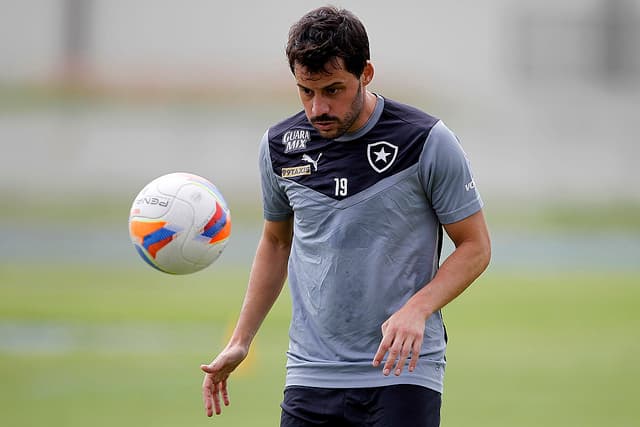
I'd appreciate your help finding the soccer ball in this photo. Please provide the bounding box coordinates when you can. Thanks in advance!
[128,172,231,274]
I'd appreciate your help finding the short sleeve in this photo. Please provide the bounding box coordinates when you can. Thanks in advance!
[258,130,294,221]
[419,121,483,224]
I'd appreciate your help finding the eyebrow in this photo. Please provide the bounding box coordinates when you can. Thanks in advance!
[296,81,345,91]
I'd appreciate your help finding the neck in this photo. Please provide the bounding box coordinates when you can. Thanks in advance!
[353,90,377,131]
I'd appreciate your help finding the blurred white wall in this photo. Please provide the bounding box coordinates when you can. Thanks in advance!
[0,0,638,204]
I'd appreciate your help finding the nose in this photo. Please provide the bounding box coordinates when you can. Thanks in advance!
[311,95,330,117]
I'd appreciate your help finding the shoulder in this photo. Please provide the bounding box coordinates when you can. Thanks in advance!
[380,97,440,134]
[422,120,465,159]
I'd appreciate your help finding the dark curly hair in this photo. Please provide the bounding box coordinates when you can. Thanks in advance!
[286,6,370,78]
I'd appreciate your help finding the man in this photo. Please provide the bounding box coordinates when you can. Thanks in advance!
[201,6,491,426]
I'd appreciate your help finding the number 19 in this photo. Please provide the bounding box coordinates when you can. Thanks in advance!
[334,177,348,197]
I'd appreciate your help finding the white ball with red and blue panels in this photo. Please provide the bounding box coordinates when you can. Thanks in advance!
[128,172,231,274]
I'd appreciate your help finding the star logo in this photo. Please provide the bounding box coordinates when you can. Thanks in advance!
[374,148,391,163]
[367,141,398,173]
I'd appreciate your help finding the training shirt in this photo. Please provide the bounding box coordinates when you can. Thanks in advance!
[258,95,483,393]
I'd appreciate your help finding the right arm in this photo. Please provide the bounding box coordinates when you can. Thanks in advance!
[200,217,293,416]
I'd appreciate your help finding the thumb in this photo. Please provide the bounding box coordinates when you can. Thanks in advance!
[200,363,216,373]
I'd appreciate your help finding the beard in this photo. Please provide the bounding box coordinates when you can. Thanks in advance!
[311,84,365,139]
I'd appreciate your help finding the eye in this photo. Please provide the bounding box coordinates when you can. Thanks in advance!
[299,87,313,96]
[325,87,339,95]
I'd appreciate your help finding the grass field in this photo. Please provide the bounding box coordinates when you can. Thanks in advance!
[1,263,638,427]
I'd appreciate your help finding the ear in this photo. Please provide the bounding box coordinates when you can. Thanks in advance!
[361,61,375,86]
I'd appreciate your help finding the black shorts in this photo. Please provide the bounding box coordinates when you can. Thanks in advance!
[280,384,441,427]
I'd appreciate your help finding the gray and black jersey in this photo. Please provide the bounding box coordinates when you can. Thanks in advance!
[259,95,483,393]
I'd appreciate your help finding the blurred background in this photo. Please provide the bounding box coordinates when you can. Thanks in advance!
[1,0,638,426]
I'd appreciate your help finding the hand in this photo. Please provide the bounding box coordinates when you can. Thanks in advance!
[200,345,248,417]
[372,303,427,376]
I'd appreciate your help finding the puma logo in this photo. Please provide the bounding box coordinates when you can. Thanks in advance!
[302,153,322,171]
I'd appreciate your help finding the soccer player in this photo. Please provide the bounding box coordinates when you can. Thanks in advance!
[201,6,491,426]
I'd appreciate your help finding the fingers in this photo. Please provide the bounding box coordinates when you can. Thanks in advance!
[392,338,413,376]
[372,328,391,369]
[408,339,422,373]
[382,339,405,376]
[202,374,214,417]
[372,325,424,376]
[382,343,399,376]
[221,379,230,407]
[202,366,230,417]
[212,382,221,415]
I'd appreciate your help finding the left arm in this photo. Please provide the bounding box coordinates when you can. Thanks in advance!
[372,209,491,375]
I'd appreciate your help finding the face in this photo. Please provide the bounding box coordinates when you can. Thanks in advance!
[294,58,373,139]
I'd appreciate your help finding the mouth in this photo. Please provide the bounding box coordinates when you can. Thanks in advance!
[312,120,337,132]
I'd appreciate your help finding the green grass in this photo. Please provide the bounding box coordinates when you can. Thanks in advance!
[482,200,640,234]
[1,264,638,426]
[0,193,264,226]
[442,271,639,427]
[3,193,640,234]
